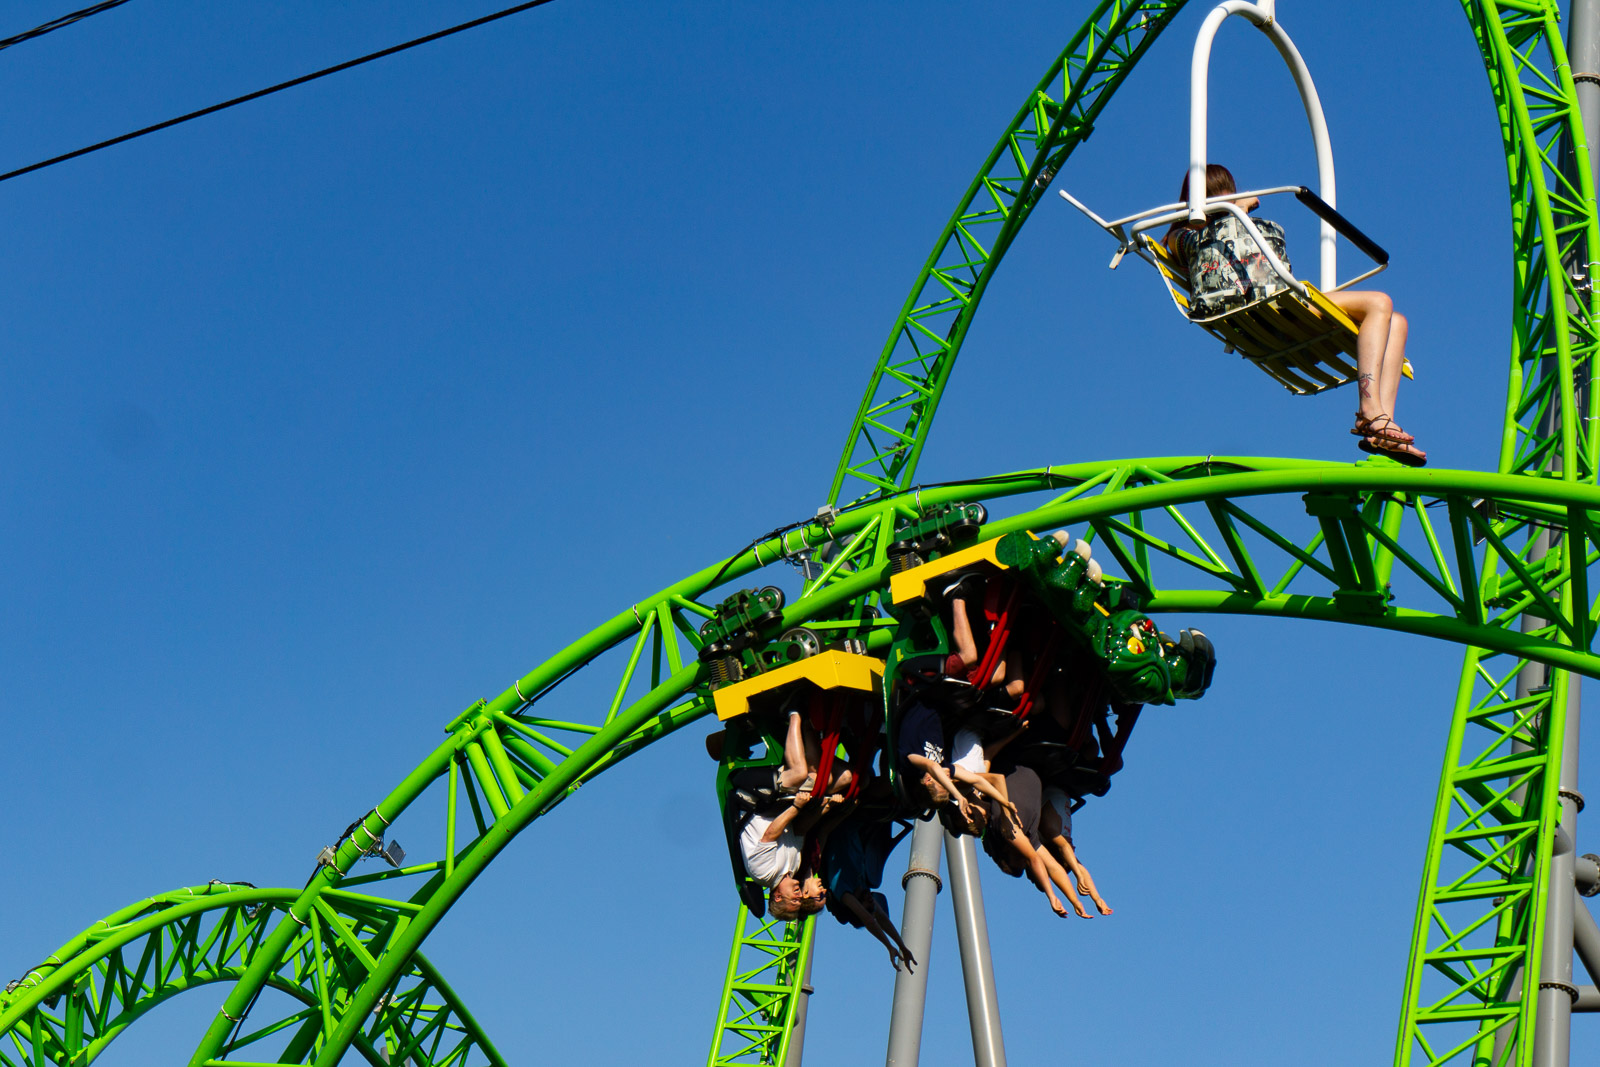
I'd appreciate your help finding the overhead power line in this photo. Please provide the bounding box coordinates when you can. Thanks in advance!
[0,0,557,186]
[0,0,132,54]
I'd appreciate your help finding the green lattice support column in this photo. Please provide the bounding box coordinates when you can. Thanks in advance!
[706,907,814,1067]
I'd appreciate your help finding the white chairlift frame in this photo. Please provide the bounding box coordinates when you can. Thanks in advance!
[1057,0,1389,319]
[1190,0,1340,290]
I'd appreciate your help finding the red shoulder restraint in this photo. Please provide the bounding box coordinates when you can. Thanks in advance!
[967,577,1019,688]
[802,689,873,873]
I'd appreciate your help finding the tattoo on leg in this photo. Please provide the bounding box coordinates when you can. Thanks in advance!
[1358,372,1373,400]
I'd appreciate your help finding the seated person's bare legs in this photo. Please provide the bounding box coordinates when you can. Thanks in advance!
[869,894,917,971]
[1040,848,1091,918]
[1325,289,1424,462]
[1021,841,1070,918]
[840,889,917,971]
[1065,841,1112,916]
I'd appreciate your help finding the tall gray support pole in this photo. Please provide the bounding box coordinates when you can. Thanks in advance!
[885,818,944,1067]
[783,936,815,1067]
[944,830,1006,1067]
[1574,889,1600,983]
[1571,0,1600,191]
[1533,683,1581,1067]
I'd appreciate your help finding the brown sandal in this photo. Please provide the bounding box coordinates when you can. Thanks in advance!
[1358,434,1427,467]
[1352,411,1414,445]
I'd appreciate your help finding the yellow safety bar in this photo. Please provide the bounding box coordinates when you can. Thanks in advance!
[887,532,1041,605]
[712,650,886,722]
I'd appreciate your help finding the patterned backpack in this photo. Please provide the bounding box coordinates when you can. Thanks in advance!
[1182,214,1292,317]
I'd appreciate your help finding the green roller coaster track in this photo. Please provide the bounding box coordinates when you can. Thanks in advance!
[3,1,1597,1065]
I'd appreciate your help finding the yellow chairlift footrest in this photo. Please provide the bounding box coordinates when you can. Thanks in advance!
[712,650,885,721]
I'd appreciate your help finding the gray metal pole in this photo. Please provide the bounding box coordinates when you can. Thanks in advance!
[1572,889,1600,984]
[944,830,1006,1067]
[1570,0,1600,198]
[885,818,944,1067]
[1532,679,1579,1067]
[783,937,816,1067]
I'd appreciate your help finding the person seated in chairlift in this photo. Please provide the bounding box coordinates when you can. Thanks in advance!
[978,761,1081,918]
[896,698,971,825]
[1164,163,1425,467]
[823,816,918,972]
[1040,786,1113,917]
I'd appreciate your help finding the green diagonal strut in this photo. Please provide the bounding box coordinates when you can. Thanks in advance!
[5,0,1600,1064]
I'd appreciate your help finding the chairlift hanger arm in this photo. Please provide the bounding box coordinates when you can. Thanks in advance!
[1060,184,1390,288]
[1103,185,1303,230]
[1293,187,1388,266]
[1190,2,1338,288]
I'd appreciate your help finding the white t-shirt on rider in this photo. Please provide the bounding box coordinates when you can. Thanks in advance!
[740,810,802,888]
[951,728,986,774]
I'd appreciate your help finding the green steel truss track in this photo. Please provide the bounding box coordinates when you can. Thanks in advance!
[1464,0,1600,483]
[12,457,1600,1064]
[5,0,1600,1063]
[0,883,505,1067]
[823,0,1186,507]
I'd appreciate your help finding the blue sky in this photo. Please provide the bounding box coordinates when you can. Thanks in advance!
[3,1,1597,1063]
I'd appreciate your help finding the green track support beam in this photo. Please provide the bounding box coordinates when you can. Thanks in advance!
[706,908,814,1066]
[0,885,506,1067]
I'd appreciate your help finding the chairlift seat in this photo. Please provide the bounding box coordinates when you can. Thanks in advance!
[1144,234,1381,396]
[1060,185,1412,397]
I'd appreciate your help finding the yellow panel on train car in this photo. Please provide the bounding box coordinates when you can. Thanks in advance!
[712,650,885,721]
[888,532,1040,605]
